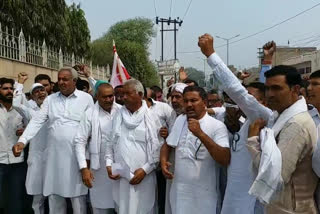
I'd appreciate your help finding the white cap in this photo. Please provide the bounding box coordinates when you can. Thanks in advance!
[171,83,188,94]
[30,83,44,94]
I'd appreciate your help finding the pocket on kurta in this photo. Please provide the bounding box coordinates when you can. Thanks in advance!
[134,129,146,143]
[194,144,207,160]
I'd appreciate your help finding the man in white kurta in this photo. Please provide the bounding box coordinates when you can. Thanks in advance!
[13,75,48,214]
[13,67,93,214]
[198,35,273,214]
[0,78,25,214]
[105,79,160,214]
[161,86,231,214]
[145,93,175,213]
[74,82,120,214]
[162,82,187,214]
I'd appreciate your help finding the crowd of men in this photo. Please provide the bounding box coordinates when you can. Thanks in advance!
[1,33,320,214]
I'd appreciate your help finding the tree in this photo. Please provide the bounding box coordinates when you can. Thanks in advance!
[0,1,90,57]
[185,67,206,87]
[90,17,159,87]
[65,3,91,57]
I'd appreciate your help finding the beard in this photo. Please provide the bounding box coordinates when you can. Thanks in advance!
[0,94,13,103]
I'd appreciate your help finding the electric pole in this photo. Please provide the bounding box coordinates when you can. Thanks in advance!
[156,17,183,61]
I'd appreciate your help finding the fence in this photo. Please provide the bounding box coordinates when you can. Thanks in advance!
[0,22,110,81]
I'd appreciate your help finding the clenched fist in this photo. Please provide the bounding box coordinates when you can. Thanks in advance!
[198,34,215,58]
[12,142,25,157]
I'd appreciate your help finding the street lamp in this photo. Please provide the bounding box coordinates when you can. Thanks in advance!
[216,34,240,66]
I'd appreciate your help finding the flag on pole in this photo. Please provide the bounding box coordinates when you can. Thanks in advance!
[110,40,130,88]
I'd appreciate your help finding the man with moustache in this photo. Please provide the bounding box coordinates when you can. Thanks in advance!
[105,79,160,214]
[13,67,94,214]
[160,86,230,214]
[307,70,320,211]
[13,73,49,214]
[74,81,121,214]
[199,33,318,213]
[0,78,25,214]
[160,82,187,214]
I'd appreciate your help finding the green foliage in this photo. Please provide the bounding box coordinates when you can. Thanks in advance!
[90,17,159,87]
[185,67,206,87]
[0,1,90,57]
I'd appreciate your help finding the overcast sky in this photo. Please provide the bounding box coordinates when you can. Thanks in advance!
[67,0,320,71]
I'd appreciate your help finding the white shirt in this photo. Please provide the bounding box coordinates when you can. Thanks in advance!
[74,102,120,209]
[0,103,24,164]
[309,105,320,127]
[207,53,272,214]
[148,99,176,131]
[19,89,93,144]
[13,83,48,195]
[311,106,320,176]
[105,104,158,214]
[13,83,40,122]
[75,103,121,169]
[105,106,156,174]
[18,89,94,197]
[168,113,229,214]
[211,106,226,122]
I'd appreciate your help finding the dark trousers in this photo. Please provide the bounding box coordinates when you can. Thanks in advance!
[156,169,166,214]
[0,162,27,214]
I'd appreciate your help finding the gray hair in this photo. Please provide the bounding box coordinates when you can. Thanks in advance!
[58,67,78,80]
[124,79,144,97]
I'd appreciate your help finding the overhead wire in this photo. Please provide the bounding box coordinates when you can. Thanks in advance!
[182,0,193,21]
[167,0,194,59]
[178,2,320,54]
[153,0,158,17]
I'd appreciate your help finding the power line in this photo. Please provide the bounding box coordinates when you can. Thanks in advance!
[178,2,320,54]
[291,34,320,44]
[182,0,193,20]
[226,2,320,46]
[168,0,193,59]
[291,34,320,46]
[153,0,158,17]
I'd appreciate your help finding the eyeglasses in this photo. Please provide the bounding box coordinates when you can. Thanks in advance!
[231,133,240,152]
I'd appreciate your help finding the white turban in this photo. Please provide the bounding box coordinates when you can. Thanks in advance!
[171,83,188,94]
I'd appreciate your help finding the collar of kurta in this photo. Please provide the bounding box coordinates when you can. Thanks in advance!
[0,102,13,111]
[125,100,145,116]
[98,101,120,115]
[59,89,80,98]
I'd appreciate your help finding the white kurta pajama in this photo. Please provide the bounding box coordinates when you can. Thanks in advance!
[167,113,230,214]
[105,101,161,214]
[19,89,94,214]
[13,83,48,214]
[74,102,121,213]
[207,53,272,214]
[148,99,175,213]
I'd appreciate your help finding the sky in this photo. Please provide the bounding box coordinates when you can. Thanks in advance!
[67,0,320,72]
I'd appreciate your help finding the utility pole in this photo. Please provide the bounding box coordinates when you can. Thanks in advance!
[216,34,240,66]
[156,17,183,61]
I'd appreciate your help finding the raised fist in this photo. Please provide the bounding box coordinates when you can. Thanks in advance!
[263,41,276,61]
[18,72,28,84]
[179,67,188,82]
[198,34,215,58]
